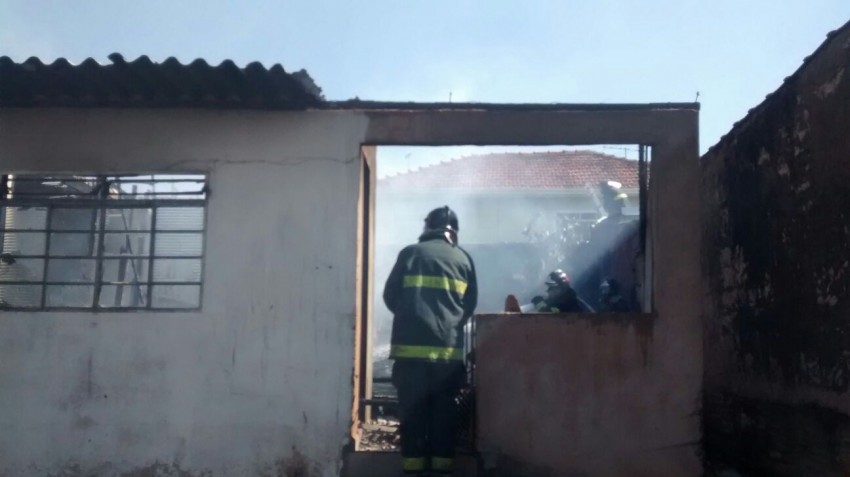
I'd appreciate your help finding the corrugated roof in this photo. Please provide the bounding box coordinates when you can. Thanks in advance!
[0,53,323,109]
[380,151,638,190]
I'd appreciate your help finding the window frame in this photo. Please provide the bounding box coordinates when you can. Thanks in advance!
[0,175,208,312]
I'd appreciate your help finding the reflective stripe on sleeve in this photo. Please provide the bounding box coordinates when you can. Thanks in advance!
[431,457,454,473]
[403,274,468,294]
[390,344,463,361]
[402,457,426,473]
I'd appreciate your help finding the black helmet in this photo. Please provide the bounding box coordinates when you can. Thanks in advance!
[545,269,571,289]
[425,206,459,232]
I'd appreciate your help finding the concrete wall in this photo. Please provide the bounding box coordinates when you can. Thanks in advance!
[701,22,850,476]
[0,109,370,477]
[472,113,702,475]
[0,103,699,477]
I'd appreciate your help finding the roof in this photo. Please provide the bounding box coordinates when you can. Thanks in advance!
[327,100,700,112]
[379,150,639,191]
[0,53,323,109]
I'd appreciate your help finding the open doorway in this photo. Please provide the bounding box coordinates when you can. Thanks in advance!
[354,143,652,451]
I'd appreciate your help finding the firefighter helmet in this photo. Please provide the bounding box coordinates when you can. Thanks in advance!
[545,269,571,289]
[425,206,459,232]
[599,180,628,201]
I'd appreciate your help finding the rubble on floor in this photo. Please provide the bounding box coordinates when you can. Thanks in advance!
[359,418,401,451]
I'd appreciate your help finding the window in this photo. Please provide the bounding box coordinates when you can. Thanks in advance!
[0,174,207,310]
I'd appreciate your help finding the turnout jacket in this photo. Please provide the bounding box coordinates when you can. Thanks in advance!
[384,231,478,362]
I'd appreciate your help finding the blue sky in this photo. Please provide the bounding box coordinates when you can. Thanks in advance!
[1,0,847,173]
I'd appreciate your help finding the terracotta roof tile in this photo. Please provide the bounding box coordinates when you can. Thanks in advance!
[380,151,639,190]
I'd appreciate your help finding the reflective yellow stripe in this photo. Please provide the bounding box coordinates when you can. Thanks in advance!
[402,457,426,472]
[391,344,463,361]
[431,457,454,472]
[403,274,468,294]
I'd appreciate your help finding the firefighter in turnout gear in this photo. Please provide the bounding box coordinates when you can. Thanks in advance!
[524,269,594,313]
[384,206,478,476]
[573,181,641,311]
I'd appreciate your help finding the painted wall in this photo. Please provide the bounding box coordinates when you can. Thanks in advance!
[701,22,850,476]
[476,315,696,477]
[0,109,369,477]
[0,103,700,477]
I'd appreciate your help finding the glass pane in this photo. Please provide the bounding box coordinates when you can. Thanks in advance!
[102,258,150,283]
[0,206,47,230]
[105,208,152,231]
[49,232,96,257]
[103,233,151,256]
[52,208,98,231]
[156,207,204,231]
[153,259,202,283]
[0,284,42,308]
[154,233,203,257]
[47,259,96,283]
[152,285,200,309]
[0,259,44,282]
[45,285,94,307]
[99,285,148,308]
[3,232,47,255]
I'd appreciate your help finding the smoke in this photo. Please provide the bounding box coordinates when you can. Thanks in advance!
[372,145,642,362]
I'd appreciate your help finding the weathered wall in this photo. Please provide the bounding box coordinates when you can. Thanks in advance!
[476,315,699,477]
[701,21,850,475]
[0,103,700,477]
[474,110,702,475]
[0,109,370,477]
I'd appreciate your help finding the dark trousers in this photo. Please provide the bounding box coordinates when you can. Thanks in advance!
[392,359,465,474]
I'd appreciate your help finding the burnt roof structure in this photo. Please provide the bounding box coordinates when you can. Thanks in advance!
[0,53,323,109]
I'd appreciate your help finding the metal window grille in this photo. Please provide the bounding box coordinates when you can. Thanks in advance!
[0,174,207,311]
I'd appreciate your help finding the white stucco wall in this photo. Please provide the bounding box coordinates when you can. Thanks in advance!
[0,109,369,477]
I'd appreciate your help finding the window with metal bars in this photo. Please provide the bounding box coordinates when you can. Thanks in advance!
[0,174,207,310]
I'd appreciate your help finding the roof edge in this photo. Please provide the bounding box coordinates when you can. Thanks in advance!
[321,100,700,112]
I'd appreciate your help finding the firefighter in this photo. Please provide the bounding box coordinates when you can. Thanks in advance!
[598,277,630,312]
[573,181,640,310]
[383,206,478,476]
[528,269,594,313]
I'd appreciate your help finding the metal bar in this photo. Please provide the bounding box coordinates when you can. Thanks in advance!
[2,199,206,207]
[10,254,203,260]
[10,178,205,184]
[639,145,648,254]
[92,179,109,308]
[132,235,146,307]
[0,229,203,234]
[0,175,8,200]
[0,281,201,286]
[8,191,206,197]
[146,207,157,309]
[40,206,53,309]
[0,175,7,255]
[0,306,201,312]
[360,398,399,406]
[197,196,209,311]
